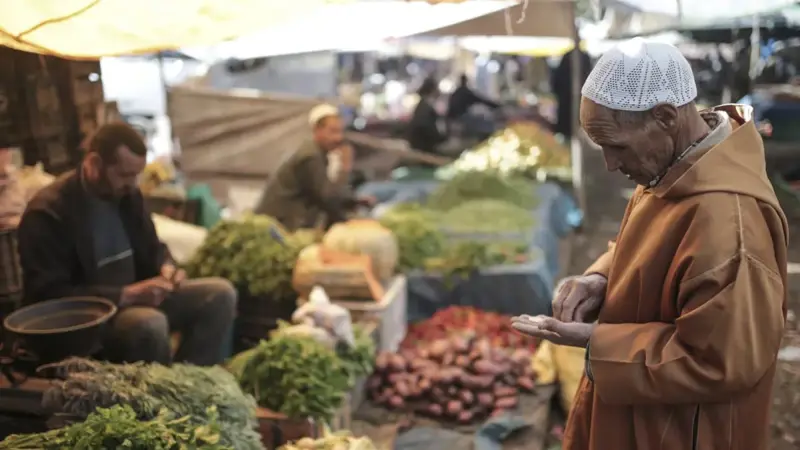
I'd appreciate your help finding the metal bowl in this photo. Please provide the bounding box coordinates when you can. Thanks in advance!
[3,297,117,364]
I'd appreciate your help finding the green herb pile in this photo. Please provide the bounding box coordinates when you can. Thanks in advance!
[0,404,229,449]
[39,358,262,450]
[437,199,535,234]
[427,170,537,211]
[378,204,445,271]
[336,324,377,384]
[227,334,351,423]
[185,214,306,299]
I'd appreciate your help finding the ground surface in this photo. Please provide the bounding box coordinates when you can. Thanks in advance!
[573,146,800,449]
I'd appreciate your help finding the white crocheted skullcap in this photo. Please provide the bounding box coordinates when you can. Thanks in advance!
[582,38,697,112]
[308,103,340,127]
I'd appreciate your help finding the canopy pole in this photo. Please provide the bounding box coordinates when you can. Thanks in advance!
[569,1,586,224]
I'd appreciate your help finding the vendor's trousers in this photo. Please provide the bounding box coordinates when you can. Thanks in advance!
[101,277,237,366]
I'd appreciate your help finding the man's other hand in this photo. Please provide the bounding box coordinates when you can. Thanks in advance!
[357,195,377,208]
[160,263,187,286]
[511,315,595,348]
[120,277,174,307]
[552,274,607,323]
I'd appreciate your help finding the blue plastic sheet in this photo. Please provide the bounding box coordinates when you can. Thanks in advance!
[358,180,581,320]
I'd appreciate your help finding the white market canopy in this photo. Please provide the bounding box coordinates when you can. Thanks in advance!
[600,0,800,36]
[0,0,352,59]
[189,0,575,61]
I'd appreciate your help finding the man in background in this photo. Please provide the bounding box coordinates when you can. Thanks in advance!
[256,104,374,230]
[18,122,236,366]
[446,74,500,125]
[406,78,448,155]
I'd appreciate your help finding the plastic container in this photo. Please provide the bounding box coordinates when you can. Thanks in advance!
[332,276,407,352]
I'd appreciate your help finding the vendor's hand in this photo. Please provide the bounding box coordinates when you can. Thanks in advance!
[160,263,187,286]
[357,195,376,207]
[120,277,174,307]
[511,315,595,348]
[552,274,607,323]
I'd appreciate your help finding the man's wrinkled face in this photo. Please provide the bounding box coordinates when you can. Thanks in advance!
[580,97,678,186]
[314,116,345,152]
[86,145,146,199]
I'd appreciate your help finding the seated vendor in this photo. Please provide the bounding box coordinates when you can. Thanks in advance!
[255,104,374,231]
[17,122,236,366]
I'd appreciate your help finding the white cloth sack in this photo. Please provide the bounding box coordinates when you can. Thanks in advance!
[292,285,356,348]
[152,214,207,264]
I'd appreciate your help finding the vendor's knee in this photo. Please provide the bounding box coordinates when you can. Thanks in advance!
[115,307,170,341]
[204,277,238,319]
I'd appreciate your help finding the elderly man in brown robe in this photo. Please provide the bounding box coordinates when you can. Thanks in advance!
[513,39,788,450]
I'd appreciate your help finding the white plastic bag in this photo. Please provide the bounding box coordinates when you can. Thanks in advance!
[275,323,337,350]
[292,286,356,348]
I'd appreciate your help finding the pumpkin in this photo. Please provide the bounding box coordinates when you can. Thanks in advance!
[322,219,399,281]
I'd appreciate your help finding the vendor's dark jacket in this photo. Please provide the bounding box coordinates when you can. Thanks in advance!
[17,169,166,305]
[446,85,499,120]
[407,100,446,154]
[255,140,356,231]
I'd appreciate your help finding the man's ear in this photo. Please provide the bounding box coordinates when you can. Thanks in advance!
[651,103,679,132]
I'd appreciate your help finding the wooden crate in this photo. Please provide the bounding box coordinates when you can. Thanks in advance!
[256,407,318,450]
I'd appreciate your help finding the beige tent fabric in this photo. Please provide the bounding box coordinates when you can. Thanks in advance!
[0,0,349,59]
[169,85,450,201]
[419,2,574,38]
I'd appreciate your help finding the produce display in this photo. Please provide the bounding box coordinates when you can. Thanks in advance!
[401,306,539,352]
[36,358,261,449]
[0,404,229,449]
[366,335,536,424]
[185,214,307,299]
[437,199,535,235]
[228,325,375,423]
[378,204,445,271]
[427,171,537,211]
[279,430,376,450]
[322,220,399,281]
[437,122,572,181]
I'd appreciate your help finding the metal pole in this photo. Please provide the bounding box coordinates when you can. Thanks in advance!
[569,1,586,223]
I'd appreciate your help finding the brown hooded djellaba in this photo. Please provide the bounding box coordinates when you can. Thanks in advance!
[564,105,789,450]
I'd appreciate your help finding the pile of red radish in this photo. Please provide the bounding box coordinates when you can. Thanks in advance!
[367,334,536,424]
[400,306,538,352]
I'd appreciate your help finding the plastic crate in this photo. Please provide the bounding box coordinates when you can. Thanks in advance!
[332,276,407,352]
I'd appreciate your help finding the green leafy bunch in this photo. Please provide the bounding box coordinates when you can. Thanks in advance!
[185,214,306,299]
[39,358,262,450]
[427,170,537,211]
[0,404,230,450]
[378,204,445,271]
[228,334,351,422]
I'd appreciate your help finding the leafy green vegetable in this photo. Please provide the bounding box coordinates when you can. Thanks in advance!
[39,358,262,450]
[184,214,306,299]
[427,170,537,211]
[228,334,351,423]
[0,404,230,449]
[378,204,445,271]
[336,324,377,384]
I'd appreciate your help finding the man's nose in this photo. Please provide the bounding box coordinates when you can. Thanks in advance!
[602,151,622,172]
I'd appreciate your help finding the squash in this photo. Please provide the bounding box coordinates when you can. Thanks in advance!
[322,219,399,281]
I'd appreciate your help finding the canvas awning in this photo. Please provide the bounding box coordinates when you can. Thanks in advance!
[0,0,349,59]
[169,85,450,199]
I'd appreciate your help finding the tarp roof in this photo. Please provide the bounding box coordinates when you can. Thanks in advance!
[0,0,348,59]
[193,1,573,62]
[601,0,799,37]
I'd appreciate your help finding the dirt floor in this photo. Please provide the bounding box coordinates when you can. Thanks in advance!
[573,147,800,449]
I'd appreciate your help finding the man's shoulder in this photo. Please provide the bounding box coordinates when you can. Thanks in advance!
[24,170,78,216]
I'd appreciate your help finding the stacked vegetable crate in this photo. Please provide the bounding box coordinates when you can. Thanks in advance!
[331,275,407,352]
